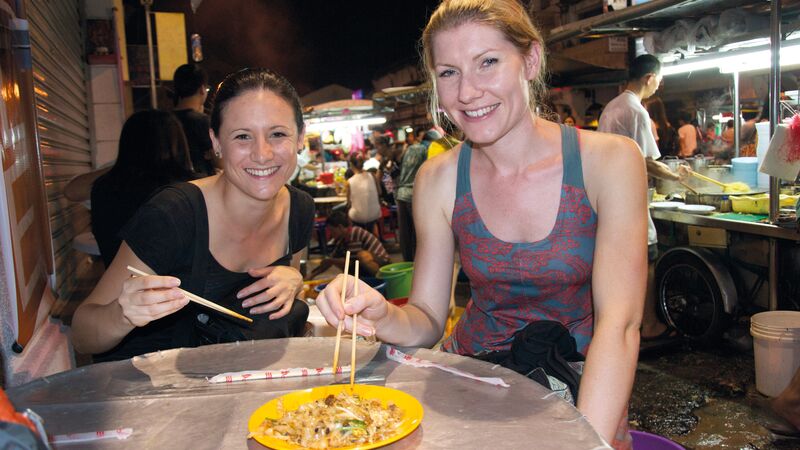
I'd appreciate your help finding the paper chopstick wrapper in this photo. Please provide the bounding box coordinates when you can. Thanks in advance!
[50,428,133,444]
[386,346,509,388]
[208,365,351,384]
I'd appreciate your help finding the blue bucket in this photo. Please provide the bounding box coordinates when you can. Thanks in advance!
[314,276,386,297]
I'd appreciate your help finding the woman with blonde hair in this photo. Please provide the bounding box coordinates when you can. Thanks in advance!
[317,1,645,447]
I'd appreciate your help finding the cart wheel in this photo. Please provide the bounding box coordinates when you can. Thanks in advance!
[656,250,729,341]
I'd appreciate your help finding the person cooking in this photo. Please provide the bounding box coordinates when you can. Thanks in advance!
[317,1,647,447]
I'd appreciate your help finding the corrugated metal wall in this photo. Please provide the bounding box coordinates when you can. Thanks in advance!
[26,0,91,301]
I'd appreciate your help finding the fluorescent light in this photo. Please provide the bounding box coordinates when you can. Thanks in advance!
[305,116,386,132]
[720,44,800,73]
[661,40,800,76]
[661,56,731,76]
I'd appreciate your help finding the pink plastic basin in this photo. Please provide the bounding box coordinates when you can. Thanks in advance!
[630,431,684,450]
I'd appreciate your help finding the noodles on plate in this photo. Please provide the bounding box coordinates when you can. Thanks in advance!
[249,391,404,449]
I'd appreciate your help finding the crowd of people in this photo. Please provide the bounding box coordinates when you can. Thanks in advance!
[58,0,799,446]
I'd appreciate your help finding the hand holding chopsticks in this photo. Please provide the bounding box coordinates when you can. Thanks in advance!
[127,266,253,323]
[330,252,363,388]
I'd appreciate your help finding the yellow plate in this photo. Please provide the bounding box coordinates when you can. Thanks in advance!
[248,384,423,450]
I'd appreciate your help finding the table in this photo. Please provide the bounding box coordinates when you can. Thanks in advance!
[7,338,609,449]
[311,197,347,255]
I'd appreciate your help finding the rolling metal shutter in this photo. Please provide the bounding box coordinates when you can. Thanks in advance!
[26,0,91,301]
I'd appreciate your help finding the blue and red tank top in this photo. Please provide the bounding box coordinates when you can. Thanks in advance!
[442,124,598,356]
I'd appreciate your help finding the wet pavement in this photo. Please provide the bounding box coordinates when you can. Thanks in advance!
[632,339,800,449]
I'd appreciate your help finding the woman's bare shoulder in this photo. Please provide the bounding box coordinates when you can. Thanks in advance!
[578,128,647,205]
[418,142,461,188]
[578,128,643,166]
[414,142,462,214]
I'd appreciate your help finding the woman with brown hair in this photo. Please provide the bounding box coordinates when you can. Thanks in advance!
[72,69,314,362]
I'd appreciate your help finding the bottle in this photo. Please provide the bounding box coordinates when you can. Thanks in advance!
[191,34,203,62]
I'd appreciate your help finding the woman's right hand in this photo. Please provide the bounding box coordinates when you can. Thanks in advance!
[117,275,189,327]
[315,274,387,336]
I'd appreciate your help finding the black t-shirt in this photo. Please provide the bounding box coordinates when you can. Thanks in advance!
[93,183,314,362]
[91,173,169,267]
[172,109,214,177]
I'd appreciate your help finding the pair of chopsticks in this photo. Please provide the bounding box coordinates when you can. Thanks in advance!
[331,251,360,388]
[126,266,253,323]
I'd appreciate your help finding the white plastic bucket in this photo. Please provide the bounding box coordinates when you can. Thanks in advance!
[750,311,800,397]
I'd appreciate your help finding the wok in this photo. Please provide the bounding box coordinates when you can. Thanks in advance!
[684,188,767,212]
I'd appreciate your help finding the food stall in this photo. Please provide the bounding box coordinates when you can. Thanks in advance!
[301,99,386,196]
[544,0,800,339]
[304,98,384,158]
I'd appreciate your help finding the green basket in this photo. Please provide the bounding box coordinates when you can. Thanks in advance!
[377,262,414,299]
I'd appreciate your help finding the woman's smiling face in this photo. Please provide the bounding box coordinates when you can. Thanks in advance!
[212,88,302,201]
[432,22,539,147]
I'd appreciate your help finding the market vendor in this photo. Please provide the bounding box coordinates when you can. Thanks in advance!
[598,54,689,343]
[317,0,647,447]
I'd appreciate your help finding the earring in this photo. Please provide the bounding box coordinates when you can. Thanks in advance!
[214,151,221,158]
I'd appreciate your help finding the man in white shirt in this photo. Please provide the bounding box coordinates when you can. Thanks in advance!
[599,54,687,342]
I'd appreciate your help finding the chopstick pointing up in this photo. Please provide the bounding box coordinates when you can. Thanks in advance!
[332,251,351,375]
[126,266,253,323]
[350,260,360,389]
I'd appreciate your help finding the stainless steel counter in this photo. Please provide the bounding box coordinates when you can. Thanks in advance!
[651,210,800,241]
[7,338,610,449]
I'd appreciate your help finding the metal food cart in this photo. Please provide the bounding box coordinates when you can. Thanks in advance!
[544,0,800,339]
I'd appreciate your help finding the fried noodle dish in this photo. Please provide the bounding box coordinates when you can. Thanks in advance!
[723,181,751,194]
[249,391,404,448]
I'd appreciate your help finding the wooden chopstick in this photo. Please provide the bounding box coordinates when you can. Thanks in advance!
[126,266,253,323]
[691,171,727,188]
[350,260,360,389]
[680,181,699,194]
[332,251,351,375]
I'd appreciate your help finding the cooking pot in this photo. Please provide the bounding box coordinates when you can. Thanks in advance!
[687,155,709,173]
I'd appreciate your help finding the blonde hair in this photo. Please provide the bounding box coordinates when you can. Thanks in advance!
[420,0,547,128]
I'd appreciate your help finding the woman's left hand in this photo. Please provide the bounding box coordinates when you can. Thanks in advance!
[237,266,303,319]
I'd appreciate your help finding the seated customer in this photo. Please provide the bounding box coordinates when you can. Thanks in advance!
[317,1,645,447]
[346,153,382,233]
[91,110,196,267]
[72,68,315,362]
[309,211,389,278]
